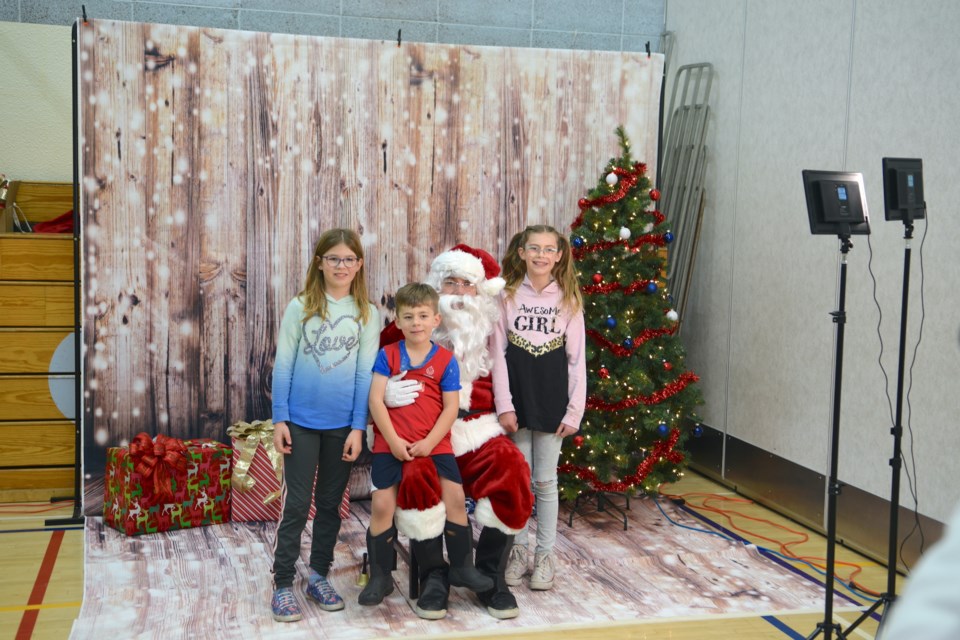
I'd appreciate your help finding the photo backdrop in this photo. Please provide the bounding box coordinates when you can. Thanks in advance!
[78,19,663,511]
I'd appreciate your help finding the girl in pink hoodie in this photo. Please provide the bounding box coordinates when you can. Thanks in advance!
[491,224,586,592]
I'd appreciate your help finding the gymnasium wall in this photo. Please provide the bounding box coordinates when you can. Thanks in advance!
[667,0,960,527]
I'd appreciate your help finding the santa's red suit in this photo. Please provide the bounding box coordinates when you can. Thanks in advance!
[379,320,534,542]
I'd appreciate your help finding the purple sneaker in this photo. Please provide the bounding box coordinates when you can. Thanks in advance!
[271,587,302,622]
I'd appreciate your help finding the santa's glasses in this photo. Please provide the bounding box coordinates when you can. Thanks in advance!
[441,278,477,293]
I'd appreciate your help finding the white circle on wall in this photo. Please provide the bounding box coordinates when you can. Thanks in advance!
[50,332,76,419]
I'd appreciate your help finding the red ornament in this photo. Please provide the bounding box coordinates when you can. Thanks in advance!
[578,198,589,209]
[591,273,603,284]
[573,435,584,447]
[649,188,661,201]
[663,361,673,371]
[598,366,610,379]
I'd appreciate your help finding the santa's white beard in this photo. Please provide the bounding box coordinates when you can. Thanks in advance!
[436,293,498,383]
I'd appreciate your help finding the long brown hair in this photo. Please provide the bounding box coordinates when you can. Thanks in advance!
[299,228,372,325]
[501,224,582,314]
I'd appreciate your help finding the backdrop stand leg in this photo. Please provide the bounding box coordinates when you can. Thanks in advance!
[46,20,85,529]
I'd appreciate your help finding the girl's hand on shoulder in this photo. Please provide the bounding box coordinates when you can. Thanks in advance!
[389,438,414,461]
[498,411,519,433]
[556,423,578,438]
[342,429,363,462]
[274,421,292,454]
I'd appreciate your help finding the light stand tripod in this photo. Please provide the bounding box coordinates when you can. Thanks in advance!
[839,214,918,638]
[807,234,853,640]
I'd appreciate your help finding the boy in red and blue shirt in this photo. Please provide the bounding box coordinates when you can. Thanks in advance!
[362,283,492,619]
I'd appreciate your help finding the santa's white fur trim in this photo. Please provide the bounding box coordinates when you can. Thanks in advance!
[451,413,505,457]
[430,249,485,285]
[366,423,376,451]
[478,276,505,297]
[395,503,446,541]
[474,497,523,535]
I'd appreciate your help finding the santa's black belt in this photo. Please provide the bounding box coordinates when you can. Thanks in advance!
[458,409,486,420]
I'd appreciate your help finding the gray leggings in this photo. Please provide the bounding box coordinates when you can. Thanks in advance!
[272,423,353,589]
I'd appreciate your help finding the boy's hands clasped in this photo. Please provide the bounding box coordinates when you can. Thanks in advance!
[387,437,414,461]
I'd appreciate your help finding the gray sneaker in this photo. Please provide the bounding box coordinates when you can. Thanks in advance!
[504,544,528,587]
[529,551,555,590]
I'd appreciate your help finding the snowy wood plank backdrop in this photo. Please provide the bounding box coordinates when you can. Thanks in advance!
[78,19,663,504]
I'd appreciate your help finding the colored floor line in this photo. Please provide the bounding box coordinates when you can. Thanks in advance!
[0,526,84,534]
[0,601,82,613]
[762,614,808,639]
[15,529,64,640]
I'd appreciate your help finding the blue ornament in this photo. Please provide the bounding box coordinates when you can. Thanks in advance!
[605,316,617,329]
[657,423,669,436]
[645,282,658,294]
[664,231,675,243]
[622,338,633,349]
[572,236,585,249]
[692,425,704,438]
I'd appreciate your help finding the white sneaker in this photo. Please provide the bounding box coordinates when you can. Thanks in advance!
[529,551,555,590]
[504,544,528,586]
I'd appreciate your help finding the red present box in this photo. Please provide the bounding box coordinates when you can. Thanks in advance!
[227,420,349,522]
[103,433,232,536]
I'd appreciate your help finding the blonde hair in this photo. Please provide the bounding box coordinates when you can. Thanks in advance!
[299,228,372,325]
[501,225,582,314]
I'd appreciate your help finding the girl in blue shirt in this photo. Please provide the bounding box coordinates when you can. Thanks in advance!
[270,228,380,622]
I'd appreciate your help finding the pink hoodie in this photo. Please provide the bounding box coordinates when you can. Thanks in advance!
[491,275,586,430]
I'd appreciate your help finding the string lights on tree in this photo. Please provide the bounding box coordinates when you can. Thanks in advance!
[558,127,703,500]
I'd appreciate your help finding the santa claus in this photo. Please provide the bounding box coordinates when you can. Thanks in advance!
[381,244,534,619]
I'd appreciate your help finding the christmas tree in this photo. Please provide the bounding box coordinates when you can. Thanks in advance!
[558,127,703,500]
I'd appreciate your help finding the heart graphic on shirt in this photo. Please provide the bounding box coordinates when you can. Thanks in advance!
[302,314,360,372]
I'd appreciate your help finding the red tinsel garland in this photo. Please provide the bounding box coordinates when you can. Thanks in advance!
[558,427,684,492]
[573,230,667,261]
[586,326,676,356]
[581,279,656,295]
[586,371,700,411]
[571,163,648,229]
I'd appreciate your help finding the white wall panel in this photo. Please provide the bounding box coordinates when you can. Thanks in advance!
[668,0,960,522]
[663,0,746,435]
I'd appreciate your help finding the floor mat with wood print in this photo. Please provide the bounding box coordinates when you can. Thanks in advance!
[69,495,852,639]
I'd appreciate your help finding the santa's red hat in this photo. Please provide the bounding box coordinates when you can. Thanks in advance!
[428,244,505,297]
[395,457,446,540]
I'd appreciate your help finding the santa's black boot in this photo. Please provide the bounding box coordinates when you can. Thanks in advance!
[445,521,494,592]
[358,526,397,605]
[474,526,520,619]
[410,536,449,620]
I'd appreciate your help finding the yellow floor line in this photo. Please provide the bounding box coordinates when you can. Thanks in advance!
[0,601,82,613]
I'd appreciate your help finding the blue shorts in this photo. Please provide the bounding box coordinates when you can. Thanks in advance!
[371,453,462,491]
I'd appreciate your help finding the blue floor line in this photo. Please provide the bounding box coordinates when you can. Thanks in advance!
[762,615,807,639]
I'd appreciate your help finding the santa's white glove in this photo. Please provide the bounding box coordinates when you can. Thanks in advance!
[384,371,421,408]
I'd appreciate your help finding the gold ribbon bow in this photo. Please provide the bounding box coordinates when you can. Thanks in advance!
[226,419,283,505]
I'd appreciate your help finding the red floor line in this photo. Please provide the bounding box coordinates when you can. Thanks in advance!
[15,529,65,640]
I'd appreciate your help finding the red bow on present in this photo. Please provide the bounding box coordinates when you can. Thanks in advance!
[128,433,189,506]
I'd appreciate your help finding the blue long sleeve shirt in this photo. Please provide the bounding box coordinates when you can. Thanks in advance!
[271,294,380,431]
